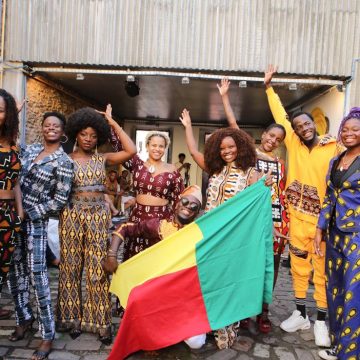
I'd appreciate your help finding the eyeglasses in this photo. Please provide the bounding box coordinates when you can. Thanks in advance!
[180,197,200,212]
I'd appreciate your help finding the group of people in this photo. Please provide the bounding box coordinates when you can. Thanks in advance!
[0,64,358,360]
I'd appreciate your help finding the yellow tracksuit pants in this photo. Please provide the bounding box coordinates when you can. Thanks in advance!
[289,216,327,308]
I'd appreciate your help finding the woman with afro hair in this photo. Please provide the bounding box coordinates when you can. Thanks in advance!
[56,105,136,345]
[179,108,265,349]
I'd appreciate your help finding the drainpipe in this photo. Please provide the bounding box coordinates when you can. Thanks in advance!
[344,58,360,115]
[0,0,6,87]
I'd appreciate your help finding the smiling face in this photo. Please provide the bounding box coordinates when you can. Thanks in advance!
[42,116,64,144]
[219,136,238,164]
[146,135,166,161]
[292,114,317,145]
[261,127,285,152]
[77,127,98,152]
[341,118,360,149]
[175,194,201,225]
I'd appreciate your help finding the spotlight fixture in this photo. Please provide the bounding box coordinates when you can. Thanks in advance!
[125,77,140,97]
[181,76,190,85]
[239,80,247,88]
[76,73,85,80]
[289,83,297,91]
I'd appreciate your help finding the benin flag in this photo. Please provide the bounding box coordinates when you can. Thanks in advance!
[109,179,273,359]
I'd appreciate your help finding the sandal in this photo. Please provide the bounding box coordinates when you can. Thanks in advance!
[31,349,51,360]
[69,328,82,340]
[8,317,34,341]
[257,312,272,333]
[99,334,112,346]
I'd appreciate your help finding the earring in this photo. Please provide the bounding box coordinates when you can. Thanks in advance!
[95,144,98,155]
[73,139,78,152]
[60,135,68,144]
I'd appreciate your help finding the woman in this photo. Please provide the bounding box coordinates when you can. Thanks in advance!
[314,108,360,360]
[56,105,136,345]
[0,89,22,319]
[8,111,73,360]
[218,77,289,333]
[119,131,184,260]
[179,108,264,349]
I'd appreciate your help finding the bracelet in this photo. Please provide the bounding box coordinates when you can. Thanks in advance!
[108,249,117,255]
[107,254,117,258]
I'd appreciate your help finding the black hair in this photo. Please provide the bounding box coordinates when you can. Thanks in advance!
[0,89,19,144]
[66,107,111,146]
[264,123,286,138]
[178,153,186,158]
[42,111,66,129]
[290,111,314,129]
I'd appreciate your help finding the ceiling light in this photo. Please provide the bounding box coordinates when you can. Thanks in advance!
[181,77,190,85]
[76,73,84,80]
[289,83,297,91]
[125,78,140,97]
[239,80,247,88]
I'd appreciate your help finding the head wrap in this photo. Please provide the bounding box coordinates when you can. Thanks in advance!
[337,107,360,142]
[181,185,202,206]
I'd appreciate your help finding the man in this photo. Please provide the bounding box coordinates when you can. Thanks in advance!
[175,153,191,187]
[102,185,206,349]
[264,65,338,347]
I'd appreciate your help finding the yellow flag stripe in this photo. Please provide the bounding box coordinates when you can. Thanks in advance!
[110,222,203,307]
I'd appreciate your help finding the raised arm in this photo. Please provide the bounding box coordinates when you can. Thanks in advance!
[179,109,206,170]
[217,78,239,129]
[99,104,137,166]
[264,65,294,147]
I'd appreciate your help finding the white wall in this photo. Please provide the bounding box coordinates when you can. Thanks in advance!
[303,87,345,137]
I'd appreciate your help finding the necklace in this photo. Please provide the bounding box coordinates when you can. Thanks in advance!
[339,151,359,171]
[146,161,157,174]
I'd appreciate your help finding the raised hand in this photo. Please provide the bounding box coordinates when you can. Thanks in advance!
[96,104,117,127]
[217,77,231,96]
[264,64,278,87]
[179,109,192,128]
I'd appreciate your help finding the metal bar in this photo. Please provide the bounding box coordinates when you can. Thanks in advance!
[29,66,345,86]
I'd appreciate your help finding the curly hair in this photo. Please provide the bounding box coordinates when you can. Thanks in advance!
[66,107,111,146]
[204,127,256,176]
[0,89,19,144]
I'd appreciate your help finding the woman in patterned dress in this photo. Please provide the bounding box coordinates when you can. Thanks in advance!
[0,89,22,319]
[179,108,263,349]
[315,109,360,360]
[218,77,289,333]
[56,105,136,345]
[120,131,184,261]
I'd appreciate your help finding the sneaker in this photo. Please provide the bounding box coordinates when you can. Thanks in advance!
[280,310,311,332]
[318,347,337,360]
[314,320,331,347]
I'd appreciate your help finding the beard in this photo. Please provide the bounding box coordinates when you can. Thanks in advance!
[176,213,194,225]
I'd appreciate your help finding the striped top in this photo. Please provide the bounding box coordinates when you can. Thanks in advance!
[205,164,254,212]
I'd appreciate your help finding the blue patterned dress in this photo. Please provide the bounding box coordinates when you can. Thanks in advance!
[317,153,360,359]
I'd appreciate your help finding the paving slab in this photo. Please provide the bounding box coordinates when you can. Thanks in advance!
[0,262,323,360]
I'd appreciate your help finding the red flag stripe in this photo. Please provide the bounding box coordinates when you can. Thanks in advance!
[108,266,211,360]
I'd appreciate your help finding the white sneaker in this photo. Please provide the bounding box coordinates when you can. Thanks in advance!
[280,310,311,332]
[318,347,337,360]
[314,320,331,347]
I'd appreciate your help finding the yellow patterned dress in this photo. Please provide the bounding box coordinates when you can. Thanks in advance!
[56,154,112,338]
[205,163,255,349]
